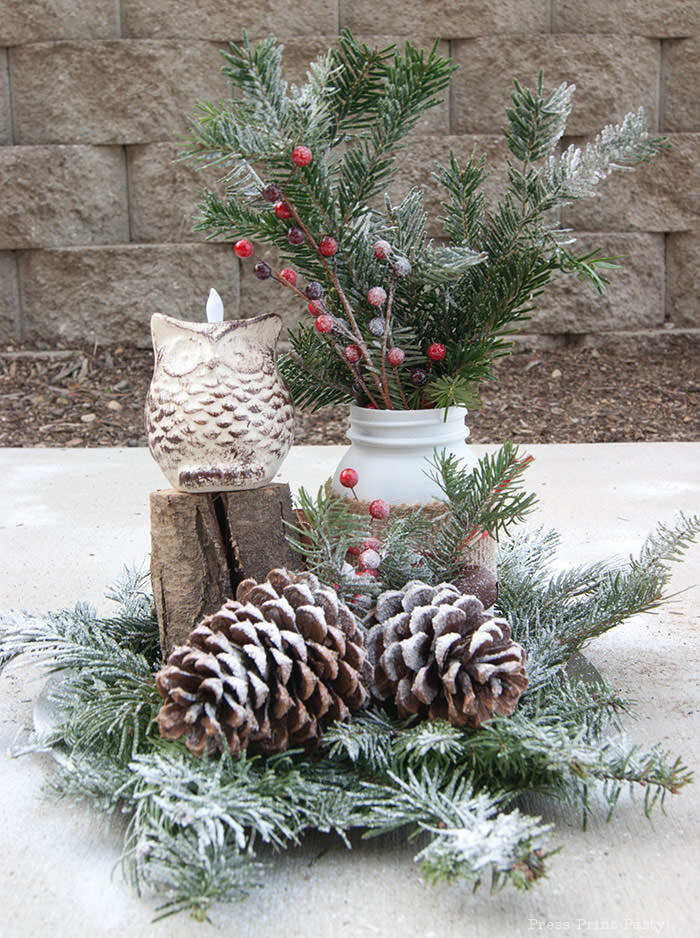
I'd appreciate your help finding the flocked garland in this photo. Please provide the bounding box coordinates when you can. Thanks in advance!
[1,454,698,922]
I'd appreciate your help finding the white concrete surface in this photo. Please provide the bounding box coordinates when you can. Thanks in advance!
[0,443,699,938]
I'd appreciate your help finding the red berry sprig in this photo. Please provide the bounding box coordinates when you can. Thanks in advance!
[372,239,392,259]
[279,268,297,285]
[344,345,362,363]
[427,342,446,362]
[274,201,292,219]
[319,236,338,257]
[315,314,333,333]
[234,239,254,258]
[339,467,359,488]
[369,498,390,520]
[358,547,381,570]
[367,286,387,307]
[292,145,313,167]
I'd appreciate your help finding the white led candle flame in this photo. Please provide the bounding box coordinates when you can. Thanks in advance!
[206,287,224,323]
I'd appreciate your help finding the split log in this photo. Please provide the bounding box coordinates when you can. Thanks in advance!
[150,483,301,657]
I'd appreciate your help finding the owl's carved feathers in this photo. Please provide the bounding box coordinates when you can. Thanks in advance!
[145,313,295,492]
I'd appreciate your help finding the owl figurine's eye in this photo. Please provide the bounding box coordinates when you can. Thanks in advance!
[160,335,211,377]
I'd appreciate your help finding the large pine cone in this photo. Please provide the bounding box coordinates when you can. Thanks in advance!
[155,569,369,757]
[367,580,527,728]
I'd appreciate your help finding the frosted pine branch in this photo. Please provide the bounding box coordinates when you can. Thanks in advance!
[417,806,551,889]
[545,108,667,202]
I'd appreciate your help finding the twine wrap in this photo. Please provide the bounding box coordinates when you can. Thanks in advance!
[345,497,498,575]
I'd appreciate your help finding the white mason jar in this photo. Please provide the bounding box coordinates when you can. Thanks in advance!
[331,404,476,505]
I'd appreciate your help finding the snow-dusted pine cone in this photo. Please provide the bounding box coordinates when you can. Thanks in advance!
[367,580,527,728]
[155,569,369,757]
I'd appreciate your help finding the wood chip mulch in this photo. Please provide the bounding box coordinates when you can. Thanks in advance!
[1,338,698,448]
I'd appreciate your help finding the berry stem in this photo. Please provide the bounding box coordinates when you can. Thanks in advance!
[281,198,391,406]
[380,281,396,404]
[394,366,410,409]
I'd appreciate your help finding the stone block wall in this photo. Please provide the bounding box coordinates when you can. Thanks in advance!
[1,1,699,348]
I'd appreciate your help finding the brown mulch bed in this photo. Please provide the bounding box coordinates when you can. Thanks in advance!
[1,338,699,448]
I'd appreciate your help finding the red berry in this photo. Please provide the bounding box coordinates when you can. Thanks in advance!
[279,268,297,285]
[387,347,405,367]
[363,537,381,551]
[346,544,362,556]
[234,239,253,258]
[369,499,390,520]
[319,236,338,257]
[358,547,381,570]
[292,145,313,167]
[287,226,305,245]
[427,342,447,362]
[367,286,387,307]
[344,345,362,363]
[262,183,282,202]
[315,314,333,333]
[308,300,325,315]
[274,201,292,219]
[339,468,359,488]
[365,402,378,409]
[373,239,392,259]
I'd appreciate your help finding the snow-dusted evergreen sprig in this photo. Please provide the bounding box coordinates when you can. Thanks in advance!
[422,444,537,582]
[357,768,553,888]
[504,73,574,165]
[416,803,551,889]
[496,514,700,671]
[547,108,667,202]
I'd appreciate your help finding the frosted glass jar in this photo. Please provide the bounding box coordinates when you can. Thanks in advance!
[331,404,476,505]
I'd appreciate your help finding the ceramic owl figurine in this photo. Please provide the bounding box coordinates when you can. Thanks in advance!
[145,312,295,493]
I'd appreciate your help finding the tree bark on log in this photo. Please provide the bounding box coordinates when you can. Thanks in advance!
[150,483,300,657]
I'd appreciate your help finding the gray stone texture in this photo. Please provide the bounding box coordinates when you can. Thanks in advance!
[127,143,214,243]
[18,245,238,347]
[0,0,118,45]
[561,134,700,233]
[667,233,700,328]
[0,253,19,341]
[529,233,666,333]
[552,1,700,38]
[451,36,659,136]
[10,41,228,145]
[663,40,700,132]
[339,1,548,37]
[0,49,10,145]
[1,146,128,249]
[123,0,338,39]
